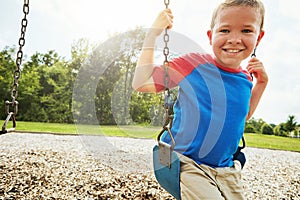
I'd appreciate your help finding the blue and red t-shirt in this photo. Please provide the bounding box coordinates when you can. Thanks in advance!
[152,53,253,168]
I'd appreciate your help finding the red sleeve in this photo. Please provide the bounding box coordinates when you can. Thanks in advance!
[152,53,212,92]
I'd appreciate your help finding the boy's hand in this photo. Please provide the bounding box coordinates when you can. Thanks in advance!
[247,57,268,84]
[246,57,268,120]
[150,9,174,36]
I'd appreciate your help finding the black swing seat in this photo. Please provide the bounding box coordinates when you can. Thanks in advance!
[233,136,247,169]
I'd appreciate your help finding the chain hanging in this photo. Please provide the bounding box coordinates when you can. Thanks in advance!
[163,0,170,93]
[156,0,177,169]
[249,47,257,81]
[1,0,30,134]
[162,0,174,128]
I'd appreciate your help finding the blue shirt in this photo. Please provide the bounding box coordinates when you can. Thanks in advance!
[153,53,253,168]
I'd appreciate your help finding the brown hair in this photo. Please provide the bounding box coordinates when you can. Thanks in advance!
[210,0,265,31]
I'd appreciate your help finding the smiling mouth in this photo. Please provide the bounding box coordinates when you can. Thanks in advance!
[223,49,243,53]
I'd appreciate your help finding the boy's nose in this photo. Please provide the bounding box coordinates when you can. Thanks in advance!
[227,33,242,44]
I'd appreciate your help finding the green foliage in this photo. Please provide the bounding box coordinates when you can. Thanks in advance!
[130,92,164,126]
[0,28,160,125]
[244,123,256,133]
[293,128,299,138]
[0,47,16,119]
[261,123,274,135]
[273,123,288,137]
[245,118,266,134]
[1,47,76,123]
[284,115,297,133]
[72,28,149,125]
[245,116,300,137]
[272,116,299,137]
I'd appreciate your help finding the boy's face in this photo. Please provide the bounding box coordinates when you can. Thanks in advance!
[207,6,264,69]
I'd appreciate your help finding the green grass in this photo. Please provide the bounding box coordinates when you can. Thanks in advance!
[14,121,78,134]
[2,121,161,138]
[244,133,300,152]
[2,121,300,152]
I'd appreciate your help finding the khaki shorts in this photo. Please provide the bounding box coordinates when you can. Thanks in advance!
[178,153,245,200]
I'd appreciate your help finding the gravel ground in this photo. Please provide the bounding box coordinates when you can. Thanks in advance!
[0,132,299,200]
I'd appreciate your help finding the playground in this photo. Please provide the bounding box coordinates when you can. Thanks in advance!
[1,132,299,199]
[1,0,300,199]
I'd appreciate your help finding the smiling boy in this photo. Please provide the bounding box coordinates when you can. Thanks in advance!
[132,0,268,199]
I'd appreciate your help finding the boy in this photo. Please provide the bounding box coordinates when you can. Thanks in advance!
[132,0,268,199]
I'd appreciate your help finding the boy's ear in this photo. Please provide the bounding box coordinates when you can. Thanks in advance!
[255,30,265,47]
[207,30,212,45]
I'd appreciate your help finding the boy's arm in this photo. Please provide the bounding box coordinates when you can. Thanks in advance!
[132,9,173,93]
[246,57,268,120]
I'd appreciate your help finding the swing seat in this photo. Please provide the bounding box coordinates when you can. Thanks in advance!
[233,137,247,169]
[233,147,246,169]
[153,145,181,200]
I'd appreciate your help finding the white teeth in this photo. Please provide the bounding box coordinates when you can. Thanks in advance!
[227,49,240,53]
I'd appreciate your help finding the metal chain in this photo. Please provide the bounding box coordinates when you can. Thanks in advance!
[1,0,29,134]
[163,0,170,91]
[157,0,176,169]
[162,0,174,127]
[164,0,170,8]
[11,0,29,106]
[250,47,256,80]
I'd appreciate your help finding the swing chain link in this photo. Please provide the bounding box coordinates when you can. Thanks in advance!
[162,0,174,128]
[163,0,170,92]
[7,0,29,113]
[1,0,29,134]
[164,0,170,8]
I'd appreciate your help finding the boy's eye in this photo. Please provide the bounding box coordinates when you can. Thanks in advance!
[220,29,230,33]
[242,29,253,33]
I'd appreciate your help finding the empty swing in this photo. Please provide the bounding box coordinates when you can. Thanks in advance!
[0,0,30,135]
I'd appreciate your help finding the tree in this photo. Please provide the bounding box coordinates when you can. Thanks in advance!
[244,123,256,133]
[18,61,43,121]
[246,118,266,133]
[17,50,73,123]
[274,123,288,137]
[284,115,297,134]
[261,123,274,135]
[0,47,18,119]
[111,28,146,125]
[72,27,151,125]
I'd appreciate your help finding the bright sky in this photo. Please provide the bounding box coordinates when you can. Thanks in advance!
[1,0,300,125]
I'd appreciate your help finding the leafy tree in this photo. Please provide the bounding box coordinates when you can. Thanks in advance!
[284,115,297,133]
[111,28,146,125]
[17,50,73,123]
[0,47,17,119]
[72,27,149,125]
[68,38,92,124]
[18,63,42,121]
[293,127,299,138]
[261,123,274,135]
[129,91,165,125]
[274,123,288,137]
[246,118,266,133]
[244,123,256,133]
